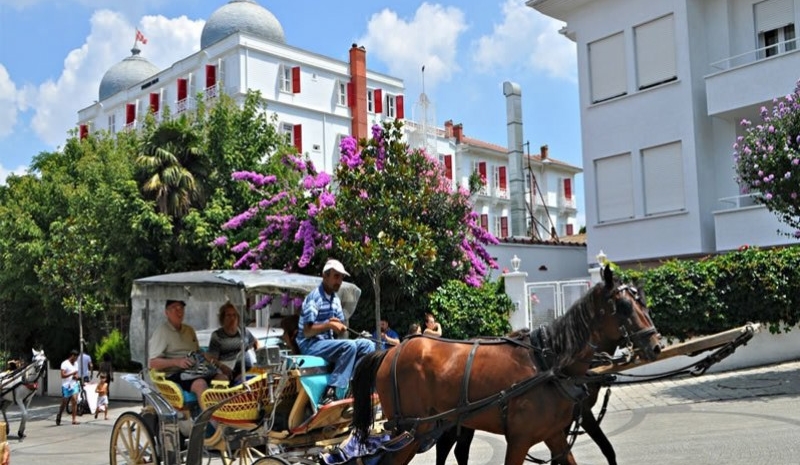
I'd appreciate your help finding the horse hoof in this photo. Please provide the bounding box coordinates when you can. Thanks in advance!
[17,432,25,441]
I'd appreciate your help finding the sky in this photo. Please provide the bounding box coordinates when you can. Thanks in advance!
[0,0,583,225]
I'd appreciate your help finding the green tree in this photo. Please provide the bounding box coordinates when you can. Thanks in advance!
[428,278,513,339]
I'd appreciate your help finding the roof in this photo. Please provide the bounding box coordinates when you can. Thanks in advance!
[201,0,285,49]
[98,47,160,101]
[499,234,586,246]
[132,269,362,315]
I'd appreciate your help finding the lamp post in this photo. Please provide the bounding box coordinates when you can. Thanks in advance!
[511,255,521,272]
[596,250,607,267]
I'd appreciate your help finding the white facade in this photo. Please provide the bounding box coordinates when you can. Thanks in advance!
[530,0,800,265]
[406,119,582,240]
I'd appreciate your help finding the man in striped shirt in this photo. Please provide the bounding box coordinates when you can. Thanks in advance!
[297,259,375,405]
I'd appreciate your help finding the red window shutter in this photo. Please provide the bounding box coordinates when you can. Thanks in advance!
[444,155,453,180]
[79,124,88,140]
[564,178,572,199]
[205,64,216,89]
[346,82,355,107]
[499,166,507,189]
[292,66,301,93]
[149,93,160,113]
[177,78,188,101]
[478,162,487,184]
[566,224,574,236]
[293,124,302,153]
[480,214,489,230]
[501,216,509,238]
[396,94,404,119]
[125,103,135,124]
[374,89,383,113]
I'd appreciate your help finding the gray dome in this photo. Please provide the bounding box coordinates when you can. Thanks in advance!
[201,0,285,49]
[98,47,160,101]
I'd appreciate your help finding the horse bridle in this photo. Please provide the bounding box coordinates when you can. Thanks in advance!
[604,285,659,353]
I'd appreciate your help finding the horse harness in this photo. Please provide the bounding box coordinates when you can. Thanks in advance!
[0,360,46,403]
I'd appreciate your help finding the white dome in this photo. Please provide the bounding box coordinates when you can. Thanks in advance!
[98,47,160,101]
[201,0,285,49]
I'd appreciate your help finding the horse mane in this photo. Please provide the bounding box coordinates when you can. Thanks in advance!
[543,281,606,368]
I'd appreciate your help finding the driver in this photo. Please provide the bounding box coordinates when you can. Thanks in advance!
[297,260,375,405]
[148,300,218,399]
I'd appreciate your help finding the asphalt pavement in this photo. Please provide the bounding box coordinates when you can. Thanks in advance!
[3,359,800,464]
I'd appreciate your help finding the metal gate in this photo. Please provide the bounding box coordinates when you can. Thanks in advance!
[525,279,591,328]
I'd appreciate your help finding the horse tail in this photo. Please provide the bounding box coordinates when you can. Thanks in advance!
[352,349,390,441]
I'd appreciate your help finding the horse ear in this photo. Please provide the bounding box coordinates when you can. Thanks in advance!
[603,265,614,289]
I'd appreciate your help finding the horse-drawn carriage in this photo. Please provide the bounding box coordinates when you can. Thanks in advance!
[112,270,378,465]
[0,349,47,440]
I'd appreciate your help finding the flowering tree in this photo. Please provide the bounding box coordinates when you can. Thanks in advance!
[217,120,498,331]
[734,80,800,238]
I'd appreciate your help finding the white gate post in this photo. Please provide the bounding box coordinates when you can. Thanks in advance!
[503,255,529,331]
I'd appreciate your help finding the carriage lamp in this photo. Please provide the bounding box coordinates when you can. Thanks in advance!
[511,255,521,272]
[596,250,607,266]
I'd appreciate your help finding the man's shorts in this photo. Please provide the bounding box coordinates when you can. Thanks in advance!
[61,383,80,398]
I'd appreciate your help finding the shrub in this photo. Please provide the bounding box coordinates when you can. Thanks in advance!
[428,277,513,339]
[94,329,141,373]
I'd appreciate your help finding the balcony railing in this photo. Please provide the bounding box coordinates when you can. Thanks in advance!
[710,38,799,72]
[176,98,189,114]
[205,83,218,101]
[717,193,761,210]
[559,196,576,210]
[123,121,137,131]
[495,187,509,199]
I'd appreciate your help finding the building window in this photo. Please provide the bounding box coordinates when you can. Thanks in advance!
[337,81,347,106]
[635,15,677,90]
[280,65,292,92]
[756,0,796,57]
[108,114,116,134]
[589,32,627,103]
[386,94,396,118]
[281,122,302,153]
[642,141,685,215]
[367,89,375,113]
[595,153,634,223]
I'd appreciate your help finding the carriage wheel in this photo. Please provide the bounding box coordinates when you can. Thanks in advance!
[109,412,160,465]
[251,458,290,465]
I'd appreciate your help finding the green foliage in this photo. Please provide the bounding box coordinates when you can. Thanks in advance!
[427,278,513,339]
[733,81,800,238]
[94,329,140,373]
[619,246,800,341]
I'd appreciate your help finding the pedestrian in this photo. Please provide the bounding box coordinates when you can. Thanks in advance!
[423,312,442,336]
[297,259,374,405]
[94,373,109,420]
[78,351,93,383]
[407,323,421,337]
[56,349,80,426]
[98,353,113,396]
[373,317,400,350]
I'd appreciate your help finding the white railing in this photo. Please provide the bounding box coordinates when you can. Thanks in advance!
[176,98,189,114]
[123,121,136,131]
[205,83,218,101]
[710,38,798,71]
[559,196,576,209]
[717,193,761,210]
[495,187,509,199]
[478,184,489,196]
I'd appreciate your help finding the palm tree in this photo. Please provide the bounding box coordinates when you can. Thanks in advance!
[136,118,209,218]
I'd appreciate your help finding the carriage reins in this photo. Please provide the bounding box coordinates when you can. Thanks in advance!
[1,358,46,402]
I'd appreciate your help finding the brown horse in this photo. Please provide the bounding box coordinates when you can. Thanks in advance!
[351,266,661,465]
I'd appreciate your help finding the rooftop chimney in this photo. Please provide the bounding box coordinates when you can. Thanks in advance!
[444,119,454,138]
[453,123,463,144]
[349,44,368,141]
[541,145,549,160]
[503,81,526,237]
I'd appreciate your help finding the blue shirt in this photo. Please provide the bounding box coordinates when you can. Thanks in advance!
[373,328,400,350]
[297,284,345,347]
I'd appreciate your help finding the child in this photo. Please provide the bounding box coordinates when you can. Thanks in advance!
[94,373,109,420]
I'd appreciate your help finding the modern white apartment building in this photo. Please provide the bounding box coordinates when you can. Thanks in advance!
[76,0,581,242]
[530,0,800,265]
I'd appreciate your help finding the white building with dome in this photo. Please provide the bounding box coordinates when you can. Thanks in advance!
[78,0,582,242]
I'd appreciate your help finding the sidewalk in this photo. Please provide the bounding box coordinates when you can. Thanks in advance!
[601,358,800,412]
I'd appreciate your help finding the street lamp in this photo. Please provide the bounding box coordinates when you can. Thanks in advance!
[596,249,607,266]
[511,255,521,272]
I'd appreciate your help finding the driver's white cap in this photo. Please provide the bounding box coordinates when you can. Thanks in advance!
[323,259,350,276]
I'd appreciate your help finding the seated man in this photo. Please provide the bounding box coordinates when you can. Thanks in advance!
[297,260,374,405]
[148,299,218,401]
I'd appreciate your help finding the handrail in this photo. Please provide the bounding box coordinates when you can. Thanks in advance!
[710,38,798,71]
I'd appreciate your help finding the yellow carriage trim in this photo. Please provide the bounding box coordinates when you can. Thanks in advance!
[149,369,192,410]
[200,372,271,425]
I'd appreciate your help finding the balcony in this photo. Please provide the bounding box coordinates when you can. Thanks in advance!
[123,121,137,131]
[495,187,509,199]
[713,194,797,251]
[706,40,800,117]
[205,83,219,101]
[559,196,576,211]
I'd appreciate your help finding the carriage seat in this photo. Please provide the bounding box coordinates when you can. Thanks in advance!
[149,369,197,410]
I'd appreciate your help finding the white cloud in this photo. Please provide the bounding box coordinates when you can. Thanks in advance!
[359,3,468,91]
[0,163,27,186]
[28,10,203,147]
[0,64,19,139]
[472,0,576,82]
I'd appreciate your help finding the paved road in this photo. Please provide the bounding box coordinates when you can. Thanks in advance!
[4,359,800,464]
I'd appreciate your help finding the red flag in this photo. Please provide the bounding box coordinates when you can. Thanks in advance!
[135,29,148,45]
